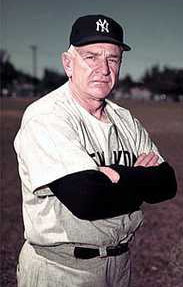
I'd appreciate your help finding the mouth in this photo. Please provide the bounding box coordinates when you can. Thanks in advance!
[92,80,109,84]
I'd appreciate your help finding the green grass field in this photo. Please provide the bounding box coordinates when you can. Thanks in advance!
[1,97,183,287]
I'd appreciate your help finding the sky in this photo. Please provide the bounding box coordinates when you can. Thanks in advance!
[1,0,182,80]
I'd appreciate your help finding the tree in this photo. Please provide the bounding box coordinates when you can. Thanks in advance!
[119,74,134,93]
[41,69,67,93]
[0,50,17,94]
[141,65,183,101]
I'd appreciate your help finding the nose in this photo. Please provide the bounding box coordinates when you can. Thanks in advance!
[97,59,110,75]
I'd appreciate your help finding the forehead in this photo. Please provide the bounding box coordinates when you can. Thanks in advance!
[76,43,122,55]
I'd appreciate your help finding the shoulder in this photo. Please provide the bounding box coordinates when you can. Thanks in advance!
[21,82,71,127]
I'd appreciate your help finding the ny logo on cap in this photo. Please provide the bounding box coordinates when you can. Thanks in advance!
[96,19,109,33]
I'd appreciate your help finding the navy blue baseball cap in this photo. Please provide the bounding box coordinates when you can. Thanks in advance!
[69,14,131,51]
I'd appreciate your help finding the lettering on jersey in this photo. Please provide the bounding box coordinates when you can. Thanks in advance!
[113,150,122,164]
[90,151,106,165]
[89,150,137,167]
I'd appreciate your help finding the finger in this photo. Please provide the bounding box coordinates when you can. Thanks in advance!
[136,152,160,167]
[99,167,120,183]
[134,153,147,166]
[146,153,159,166]
[143,152,160,166]
[140,152,156,166]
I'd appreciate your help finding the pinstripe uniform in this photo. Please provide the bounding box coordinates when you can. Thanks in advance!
[14,81,163,286]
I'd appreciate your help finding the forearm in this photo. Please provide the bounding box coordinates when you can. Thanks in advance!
[48,170,143,221]
[111,162,177,203]
[48,161,177,221]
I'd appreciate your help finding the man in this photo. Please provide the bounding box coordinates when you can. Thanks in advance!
[14,14,177,287]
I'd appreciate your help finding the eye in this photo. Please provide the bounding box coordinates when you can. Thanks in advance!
[108,58,119,64]
[85,55,95,60]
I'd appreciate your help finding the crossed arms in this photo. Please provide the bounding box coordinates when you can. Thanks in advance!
[49,152,177,221]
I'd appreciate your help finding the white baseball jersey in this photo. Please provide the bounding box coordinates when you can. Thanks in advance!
[14,81,163,247]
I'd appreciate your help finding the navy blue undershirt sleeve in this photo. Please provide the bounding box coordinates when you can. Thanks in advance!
[111,162,177,203]
[48,170,143,221]
[48,162,177,221]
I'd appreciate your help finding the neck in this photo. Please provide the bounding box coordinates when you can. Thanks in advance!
[69,82,108,122]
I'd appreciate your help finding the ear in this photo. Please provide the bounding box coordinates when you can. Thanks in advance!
[62,52,73,78]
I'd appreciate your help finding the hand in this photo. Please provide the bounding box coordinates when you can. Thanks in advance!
[134,152,160,167]
[99,166,120,183]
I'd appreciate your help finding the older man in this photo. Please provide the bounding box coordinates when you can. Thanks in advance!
[14,14,176,287]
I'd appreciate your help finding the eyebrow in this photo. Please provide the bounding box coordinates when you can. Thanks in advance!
[79,51,99,56]
[77,50,122,58]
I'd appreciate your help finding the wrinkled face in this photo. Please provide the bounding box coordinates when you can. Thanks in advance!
[63,43,123,100]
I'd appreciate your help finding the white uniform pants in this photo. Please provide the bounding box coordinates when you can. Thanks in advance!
[17,241,131,287]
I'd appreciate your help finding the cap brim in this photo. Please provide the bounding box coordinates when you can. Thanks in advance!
[72,35,131,51]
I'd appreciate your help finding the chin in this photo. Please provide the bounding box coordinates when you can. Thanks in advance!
[90,86,113,99]
[99,89,113,99]
[85,80,114,98]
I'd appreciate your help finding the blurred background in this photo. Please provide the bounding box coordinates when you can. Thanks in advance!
[1,0,183,286]
[1,0,183,100]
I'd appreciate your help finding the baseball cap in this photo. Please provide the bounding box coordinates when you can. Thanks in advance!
[69,14,131,51]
